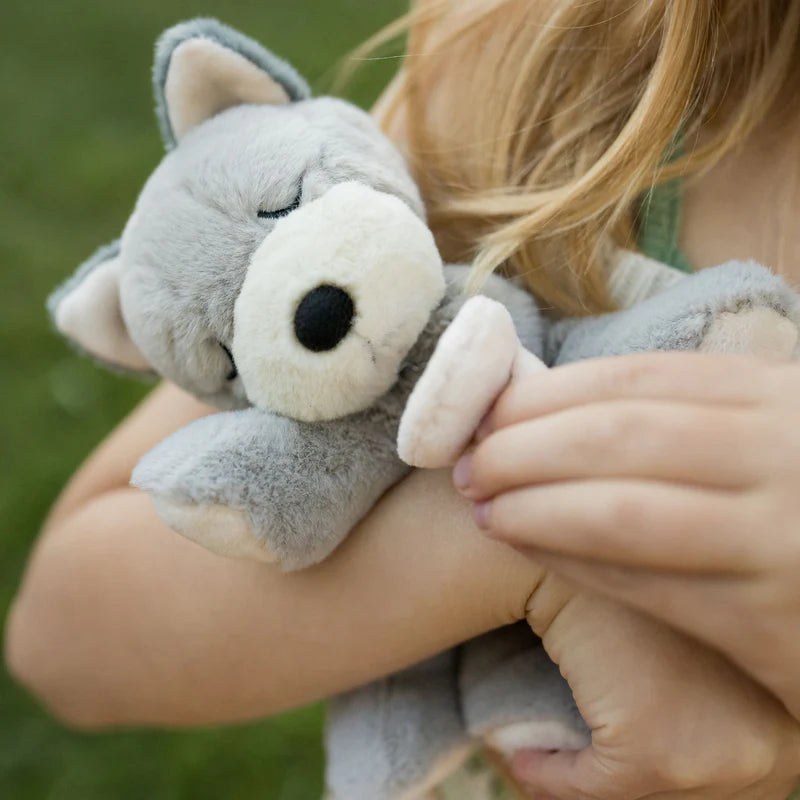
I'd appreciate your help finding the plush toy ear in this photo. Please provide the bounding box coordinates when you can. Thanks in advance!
[47,241,151,373]
[153,18,311,148]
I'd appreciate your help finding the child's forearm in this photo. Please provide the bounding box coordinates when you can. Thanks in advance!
[6,406,542,728]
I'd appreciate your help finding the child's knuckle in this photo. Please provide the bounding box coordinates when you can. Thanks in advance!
[602,491,647,532]
[473,438,506,485]
[607,356,659,393]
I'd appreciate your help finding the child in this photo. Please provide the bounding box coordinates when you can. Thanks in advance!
[7,1,800,798]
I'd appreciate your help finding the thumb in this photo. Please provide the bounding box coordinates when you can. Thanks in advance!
[510,748,629,800]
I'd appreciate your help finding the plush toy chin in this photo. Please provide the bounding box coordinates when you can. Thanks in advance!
[397,296,547,469]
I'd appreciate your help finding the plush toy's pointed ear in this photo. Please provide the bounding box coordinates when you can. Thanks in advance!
[153,18,311,148]
[47,241,151,373]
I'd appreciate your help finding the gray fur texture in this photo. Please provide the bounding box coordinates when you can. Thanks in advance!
[327,627,589,800]
[48,18,800,800]
[460,625,588,745]
[326,652,469,800]
[550,259,800,365]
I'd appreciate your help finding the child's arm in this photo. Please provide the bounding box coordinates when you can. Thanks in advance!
[5,383,543,728]
[8,384,800,800]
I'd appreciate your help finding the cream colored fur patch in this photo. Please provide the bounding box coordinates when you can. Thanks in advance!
[151,496,276,562]
[398,297,546,469]
[486,719,588,759]
[165,38,290,140]
[394,741,476,800]
[700,307,799,360]
[55,256,150,370]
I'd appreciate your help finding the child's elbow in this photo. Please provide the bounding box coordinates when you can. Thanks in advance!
[4,590,120,731]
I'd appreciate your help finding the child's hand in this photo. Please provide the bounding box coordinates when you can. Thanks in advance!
[514,576,800,798]
[455,353,800,722]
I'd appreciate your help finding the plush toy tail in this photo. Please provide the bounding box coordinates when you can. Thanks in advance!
[460,625,589,758]
[325,652,474,800]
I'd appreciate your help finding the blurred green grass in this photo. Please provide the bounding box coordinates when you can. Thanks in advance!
[0,2,404,797]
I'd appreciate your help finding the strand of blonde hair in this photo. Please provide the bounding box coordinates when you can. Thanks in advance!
[351,0,800,314]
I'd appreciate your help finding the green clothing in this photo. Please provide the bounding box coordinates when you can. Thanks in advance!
[637,175,693,273]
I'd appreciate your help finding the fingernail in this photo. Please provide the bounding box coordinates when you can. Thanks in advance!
[452,454,473,491]
[472,501,491,529]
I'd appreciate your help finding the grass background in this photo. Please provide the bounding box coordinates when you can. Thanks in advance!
[0,2,405,797]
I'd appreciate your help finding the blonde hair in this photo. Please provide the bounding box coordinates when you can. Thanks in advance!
[355,0,800,314]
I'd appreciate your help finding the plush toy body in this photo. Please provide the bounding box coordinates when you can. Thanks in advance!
[49,19,800,800]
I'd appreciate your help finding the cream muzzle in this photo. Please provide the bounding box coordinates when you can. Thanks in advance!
[232,181,445,422]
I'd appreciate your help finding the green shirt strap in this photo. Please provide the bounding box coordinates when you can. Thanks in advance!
[637,175,693,274]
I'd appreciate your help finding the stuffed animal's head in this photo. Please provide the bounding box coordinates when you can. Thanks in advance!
[49,19,444,419]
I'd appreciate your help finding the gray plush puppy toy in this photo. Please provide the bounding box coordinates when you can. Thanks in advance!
[48,19,800,800]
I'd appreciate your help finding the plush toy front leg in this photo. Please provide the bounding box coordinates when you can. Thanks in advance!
[398,297,545,469]
[325,651,473,800]
[550,259,800,364]
[132,407,410,570]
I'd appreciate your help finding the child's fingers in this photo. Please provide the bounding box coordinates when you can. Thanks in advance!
[511,744,781,800]
[458,401,762,499]
[511,747,652,800]
[485,352,770,436]
[518,550,750,661]
[478,480,761,573]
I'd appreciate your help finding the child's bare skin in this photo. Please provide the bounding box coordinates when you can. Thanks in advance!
[7,384,800,800]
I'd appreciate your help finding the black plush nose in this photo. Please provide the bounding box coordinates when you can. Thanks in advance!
[293,284,355,352]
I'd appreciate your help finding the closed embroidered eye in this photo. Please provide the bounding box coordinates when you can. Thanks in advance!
[218,342,238,381]
[257,188,302,220]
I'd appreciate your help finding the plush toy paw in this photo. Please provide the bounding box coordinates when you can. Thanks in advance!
[148,496,276,562]
[553,259,800,365]
[398,297,546,469]
[700,306,799,360]
[131,410,280,562]
[133,406,409,570]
